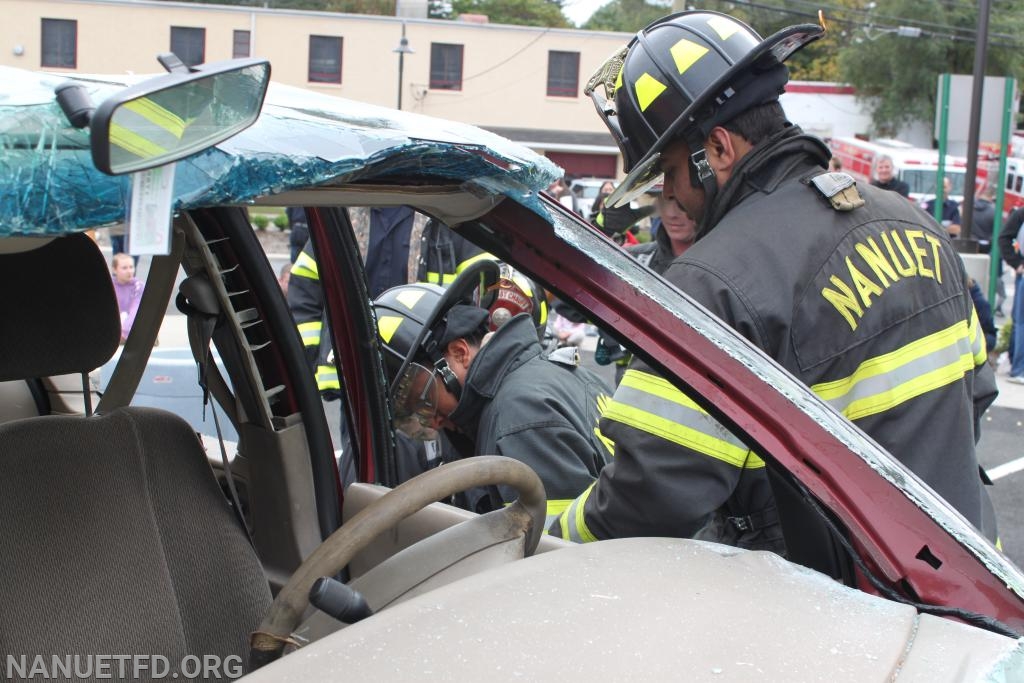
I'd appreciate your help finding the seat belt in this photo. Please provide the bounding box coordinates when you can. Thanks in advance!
[176,273,252,541]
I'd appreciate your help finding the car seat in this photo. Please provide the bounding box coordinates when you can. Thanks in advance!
[0,233,272,672]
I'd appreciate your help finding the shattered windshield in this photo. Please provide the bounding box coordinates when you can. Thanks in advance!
[0,69,561,237]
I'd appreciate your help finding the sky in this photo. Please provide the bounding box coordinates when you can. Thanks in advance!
[561,0,612,27]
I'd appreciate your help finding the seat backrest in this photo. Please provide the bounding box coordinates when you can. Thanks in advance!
[0,233,271,670]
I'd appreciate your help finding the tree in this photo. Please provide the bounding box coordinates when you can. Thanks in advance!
[582,0,670,33]
[451,0,571,27]
[836,0,1024,136]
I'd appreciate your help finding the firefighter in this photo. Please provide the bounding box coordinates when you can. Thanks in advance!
[374,261,613,524]
[551,11,997,551]
[418,217,495,285]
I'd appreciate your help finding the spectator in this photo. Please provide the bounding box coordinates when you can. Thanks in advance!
[925,177,961,237]
[277,262,291,296]
[551,310,587,348]
[111,252,144,343]
[871,155,910,198]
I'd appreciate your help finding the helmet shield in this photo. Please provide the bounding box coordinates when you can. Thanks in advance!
[391,362,441,440]
[587,11,824,208]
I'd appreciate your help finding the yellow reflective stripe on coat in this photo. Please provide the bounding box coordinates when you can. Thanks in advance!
[812,319,977,421]
[297,321,321,347]
[545,499,573,532]
[292,252,319,281]
[558,483,598,543]
[607,370,763,469]
[316,364,339,391]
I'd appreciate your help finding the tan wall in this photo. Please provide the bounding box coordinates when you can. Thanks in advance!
[4,0,628,143]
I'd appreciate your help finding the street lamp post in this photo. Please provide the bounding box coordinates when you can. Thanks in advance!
[393,22,414,111]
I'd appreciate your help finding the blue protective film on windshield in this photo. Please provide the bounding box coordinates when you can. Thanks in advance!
[0,68,561,236]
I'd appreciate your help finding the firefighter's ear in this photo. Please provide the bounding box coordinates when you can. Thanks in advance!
[705,126,751,179]
[444,338,476,376]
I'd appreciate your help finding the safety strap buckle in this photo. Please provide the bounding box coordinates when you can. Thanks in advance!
[690,148,715,184]
[726,505,779,534]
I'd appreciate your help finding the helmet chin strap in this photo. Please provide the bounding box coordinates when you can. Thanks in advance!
[433,357,462,401]
[688,136,720,234]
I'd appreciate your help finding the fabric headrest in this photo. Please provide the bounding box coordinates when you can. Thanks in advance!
[0,233,121,382]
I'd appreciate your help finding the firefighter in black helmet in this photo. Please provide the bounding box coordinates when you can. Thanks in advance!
[373,261,613,522]
[551,11,998,556]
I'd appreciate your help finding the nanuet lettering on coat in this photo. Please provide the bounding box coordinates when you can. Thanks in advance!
[821,227,944,331]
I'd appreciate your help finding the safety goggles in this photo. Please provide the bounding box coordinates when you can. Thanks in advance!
[391,362,441,440]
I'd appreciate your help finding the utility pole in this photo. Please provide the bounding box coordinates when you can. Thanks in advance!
[960,0,991,239]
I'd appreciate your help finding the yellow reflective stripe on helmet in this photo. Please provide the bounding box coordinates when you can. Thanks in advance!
[559,483,598,543]
[812,320,977,421]
[297,321,321,347]
[634,72,668,112]
[395,289,427,310]
[706,15,742,41]
[610,370,763,469]
[377,315,404,343]
[545,499,573,531]
[316,365,340,390]
[292,251,319,280]
[669,39,709,75]
[454,251,496,274]
[968,308,987,364]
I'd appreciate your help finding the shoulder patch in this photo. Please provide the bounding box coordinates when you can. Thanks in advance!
[811,172,865,212]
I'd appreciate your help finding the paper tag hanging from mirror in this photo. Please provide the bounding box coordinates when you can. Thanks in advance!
[127,163,175,256]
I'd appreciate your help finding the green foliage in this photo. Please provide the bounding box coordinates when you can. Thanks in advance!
[582,0,670,33]
[996,319,1013,354]
[251,214,270,231]
[274,214,290,230]
[451,0,570,27]
[835,0,1024,137]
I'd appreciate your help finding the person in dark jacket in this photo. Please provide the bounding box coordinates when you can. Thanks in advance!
[374,264,613,524]
[870,155,910,198]
[997,206,1024,382]
[551,10,997,553]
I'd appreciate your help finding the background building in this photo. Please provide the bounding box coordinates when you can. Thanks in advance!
[5,0,915,178]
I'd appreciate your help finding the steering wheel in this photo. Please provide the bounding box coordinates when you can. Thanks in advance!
[249,455,546,668]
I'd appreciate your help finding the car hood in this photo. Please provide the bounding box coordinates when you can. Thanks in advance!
[0,67,561,237]
[244,537,1024,681]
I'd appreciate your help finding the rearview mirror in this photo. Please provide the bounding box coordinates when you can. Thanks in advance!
[90,58,270,176]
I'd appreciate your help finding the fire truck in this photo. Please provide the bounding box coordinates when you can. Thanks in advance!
[829,137,967,206]
[978,133,1024,213]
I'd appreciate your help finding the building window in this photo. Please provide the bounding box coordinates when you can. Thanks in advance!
[309,35,342,84]
[41,18,77,69]
[233,30,251,59]
[171,26,206,66]
[430,43,463,91]
[547,51,579,98]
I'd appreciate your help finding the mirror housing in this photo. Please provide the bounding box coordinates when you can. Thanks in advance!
[90,57,270,176]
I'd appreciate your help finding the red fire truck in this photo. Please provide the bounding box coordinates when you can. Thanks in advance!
[829,137,967,207]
